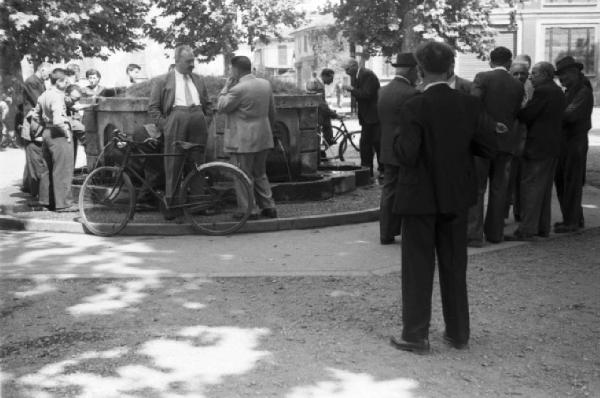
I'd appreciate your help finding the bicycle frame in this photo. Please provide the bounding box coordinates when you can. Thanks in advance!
[107,140,193,210]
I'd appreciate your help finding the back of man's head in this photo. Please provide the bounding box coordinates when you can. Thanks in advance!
[534,61,555,82]
[231,56,252,73]
[414,41,455,75]
[321,68,334,78]
[490,47,512,67]
[50,68,67,85]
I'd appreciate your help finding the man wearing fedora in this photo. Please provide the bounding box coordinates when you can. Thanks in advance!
[554,56,594,233]
[377,53,420,245]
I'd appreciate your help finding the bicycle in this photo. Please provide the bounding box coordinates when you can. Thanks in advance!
[318,114,361,162]
[78,130,253,237]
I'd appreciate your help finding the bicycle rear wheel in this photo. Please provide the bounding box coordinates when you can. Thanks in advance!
[338,131,361,162]
[79,166,136,236]
[179,162,253,235]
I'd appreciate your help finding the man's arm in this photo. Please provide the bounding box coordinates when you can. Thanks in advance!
[198,77,212,116]
[217,84,242,114]
[471,100,498,159]
[518,87,547,125]
[49,93,72,141]
[268,92,276,132]
[393,103,422,167]
[470,73,485,99]
[22,79,41,108]
[148,78,166,131]
[350,72,379,100]
[563,86,594,124]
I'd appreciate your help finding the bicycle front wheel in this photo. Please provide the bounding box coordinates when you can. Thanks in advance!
[338,131,361,162]
[79,166,136,236]
[179,162,253,235]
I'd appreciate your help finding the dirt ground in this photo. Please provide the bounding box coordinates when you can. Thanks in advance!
[1,229,599,398]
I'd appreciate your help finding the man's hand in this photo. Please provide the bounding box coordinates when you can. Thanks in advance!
[341,84,354,91]
[495,122,509,134]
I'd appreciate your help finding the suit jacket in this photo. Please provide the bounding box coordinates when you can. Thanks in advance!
[22,74,46,112]
[393,84,497,216]
[453,76,473,95]
[351,67,380,125]
[377,76,419,166]
[217,74,276,153]
[562,80,594,141]
[518,81,566,160]
[472,68,524,154]
[148,71,211,133]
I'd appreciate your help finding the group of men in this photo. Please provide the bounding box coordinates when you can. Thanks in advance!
[17,45,278,220]
[369,41,593,354]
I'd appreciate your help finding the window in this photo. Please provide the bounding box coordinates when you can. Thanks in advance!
[278,45,287,66]
[544,0,596,4]
[545,27,596,75]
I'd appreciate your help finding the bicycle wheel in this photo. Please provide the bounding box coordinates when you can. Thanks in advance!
[338,131,361,162]
[179,161,253,235]
[79,166,136,236]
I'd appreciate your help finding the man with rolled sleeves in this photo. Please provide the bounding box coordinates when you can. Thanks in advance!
[33,68,77,212]
[148,45,211,217]
[377,52,419,245]
[553,56,594,233]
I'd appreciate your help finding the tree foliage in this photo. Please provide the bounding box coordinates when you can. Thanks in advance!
[326,0,498,59]
[146,0,306,62]
[0,0,150,93]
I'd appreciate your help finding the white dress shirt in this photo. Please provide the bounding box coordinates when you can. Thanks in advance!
[174,69,200,106]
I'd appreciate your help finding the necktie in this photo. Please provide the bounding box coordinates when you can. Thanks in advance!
[184,74,194,106]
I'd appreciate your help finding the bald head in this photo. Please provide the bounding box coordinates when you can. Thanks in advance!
[174,45,195,75]
[510,63,529,84]
[530,62,555,88]
[341,58,359,77]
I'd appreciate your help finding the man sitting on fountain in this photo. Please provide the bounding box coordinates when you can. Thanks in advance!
[307,68,339,148]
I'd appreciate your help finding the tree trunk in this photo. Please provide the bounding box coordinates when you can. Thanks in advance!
[0,44,25,130]
[401,10,419,52]
[223,52,233,76]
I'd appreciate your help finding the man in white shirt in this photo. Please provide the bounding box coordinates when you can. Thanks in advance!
[148,45,212,216]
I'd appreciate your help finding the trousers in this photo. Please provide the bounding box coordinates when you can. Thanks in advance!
[229,150,275,214]
[401,211,470,344]
[359,122,382,175]
[39,129,74,209]
[379,164,401,240]
[163,107,207,200]
[468,154,512,243]
[519,157,557,236]
[24,141,46,198]
[554,137,588,227]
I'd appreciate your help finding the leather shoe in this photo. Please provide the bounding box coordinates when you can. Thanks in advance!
[504,230,535,241]
[261,208,278,218]
[390,336,430,354]
[467,239,484,248]
[554,224,580,234]
[380,237,395,245]
[443,334,468,350]
[232,212,259,221]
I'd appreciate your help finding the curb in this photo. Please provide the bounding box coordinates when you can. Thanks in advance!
[0,208,380,236]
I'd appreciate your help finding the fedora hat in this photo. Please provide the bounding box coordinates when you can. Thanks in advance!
[391,52,417,67]
[555,55,584,75]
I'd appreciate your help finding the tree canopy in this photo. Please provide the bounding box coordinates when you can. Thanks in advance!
[146,0,305,62]
[326,0,498,59]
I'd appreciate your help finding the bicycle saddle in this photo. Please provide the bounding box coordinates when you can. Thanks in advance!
[174,141,205,150]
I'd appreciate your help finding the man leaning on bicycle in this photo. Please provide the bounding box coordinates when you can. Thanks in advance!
[306,68,339,145]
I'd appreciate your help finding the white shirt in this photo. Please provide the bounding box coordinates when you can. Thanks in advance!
[394,75,412,85]
[423,81,449,91]
[491,66,509,73]
[174,69,200,106]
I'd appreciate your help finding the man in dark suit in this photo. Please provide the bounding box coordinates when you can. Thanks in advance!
[377,53,419,245]
[506,62,566,240]
[342,58,382,177]
[553,56,594,233]
[148,45,212,214]
[467,47,524,246]
[390,42,498,354]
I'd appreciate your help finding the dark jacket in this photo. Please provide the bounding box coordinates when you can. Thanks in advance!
[22,74,46,112]
[350,67,380,125]
[453,75,473,95]
[377,76,419,166]
[562,79,594,141]
[518,81,566,160]
[148,71,211,133]
[472,68,525,154]
[393,84,497,216]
